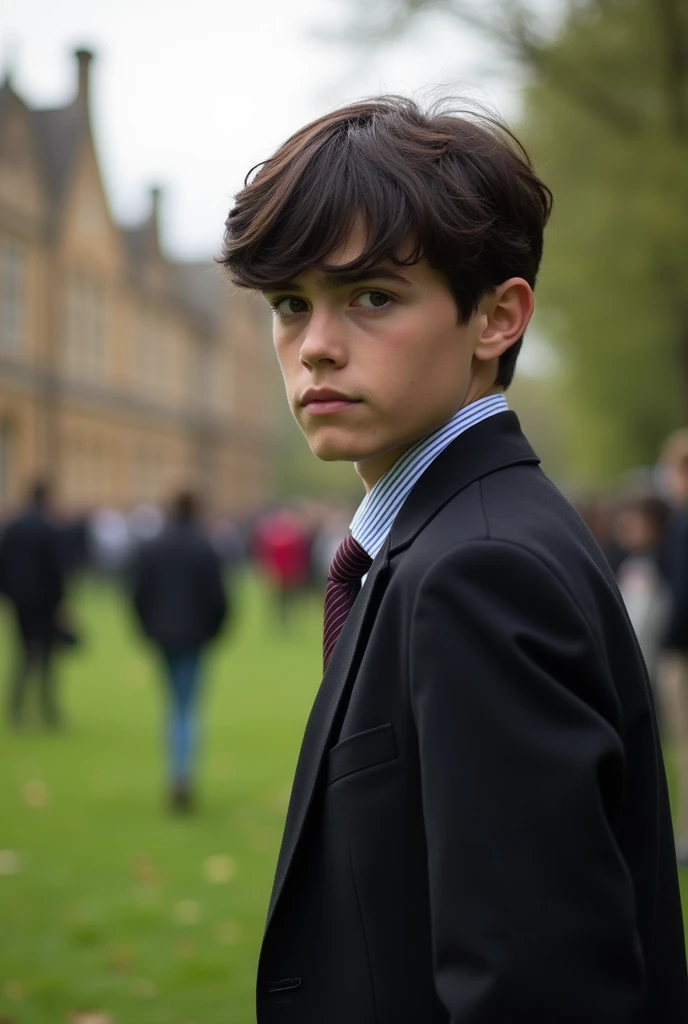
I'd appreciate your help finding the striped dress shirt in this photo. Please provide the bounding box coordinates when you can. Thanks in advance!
[350,394,509,559]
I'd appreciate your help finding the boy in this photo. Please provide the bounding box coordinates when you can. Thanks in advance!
[220,97,687,1022]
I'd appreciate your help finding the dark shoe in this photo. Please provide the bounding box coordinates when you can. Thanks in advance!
[169,782,194,813]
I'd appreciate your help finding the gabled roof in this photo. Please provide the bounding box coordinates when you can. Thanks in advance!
[174,261,227,326]
[24,50,94,210]
[0,75,13,127]
[0,74,52,202]
[122,216,158,270]
[122,192,218,331]
[2,49,232,338]
[32,101,88,204]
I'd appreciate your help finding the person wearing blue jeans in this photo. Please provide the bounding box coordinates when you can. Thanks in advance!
[132,491,228,812]
[162,649,203,807]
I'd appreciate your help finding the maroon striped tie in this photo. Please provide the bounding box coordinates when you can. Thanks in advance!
[323,533,373,670]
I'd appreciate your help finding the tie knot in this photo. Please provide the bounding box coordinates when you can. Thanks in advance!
[329,533,373,585]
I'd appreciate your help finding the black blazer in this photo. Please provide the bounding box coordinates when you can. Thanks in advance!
[0,507,64,615]
[131,521,228,652]
[257,413,688,1024]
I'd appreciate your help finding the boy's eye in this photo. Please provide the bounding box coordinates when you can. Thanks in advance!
[356,290,390,309]
[274,296,309,316]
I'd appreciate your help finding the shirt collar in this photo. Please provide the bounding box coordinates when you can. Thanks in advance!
[351,394,509,559]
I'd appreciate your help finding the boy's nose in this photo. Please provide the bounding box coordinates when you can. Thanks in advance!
[299,314,347,369]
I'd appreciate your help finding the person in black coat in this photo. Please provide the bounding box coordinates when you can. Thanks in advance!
[130,489,228,811]
[219,97,688,1021]
[0,479,66,727]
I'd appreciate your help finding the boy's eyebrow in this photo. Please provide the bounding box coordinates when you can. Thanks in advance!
[262,266,413,292]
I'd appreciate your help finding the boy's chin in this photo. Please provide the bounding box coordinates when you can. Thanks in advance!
[311,445,358,464]
[307,435,368,463]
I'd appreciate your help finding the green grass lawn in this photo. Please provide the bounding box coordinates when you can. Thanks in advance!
[0,574,322,1024]
[1,574,687,1024]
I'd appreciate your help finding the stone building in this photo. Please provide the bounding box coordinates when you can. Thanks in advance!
[0,48,277,516]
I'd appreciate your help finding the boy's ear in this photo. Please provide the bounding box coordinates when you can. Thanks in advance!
[474,278,534,362]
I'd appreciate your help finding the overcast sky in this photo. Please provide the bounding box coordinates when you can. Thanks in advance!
[2,0,522,260]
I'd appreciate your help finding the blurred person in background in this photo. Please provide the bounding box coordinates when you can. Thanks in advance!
[130,489,228,812]
[210,512,245,572]
[658,430,688,863]
[128,503,164,546]
[89,505,132,577]
[0,479,69,728]
[252,506,310,626]
[310,502,351,588]
[614,495,672,708]
[575,492,627,574]
[58,506,91,579]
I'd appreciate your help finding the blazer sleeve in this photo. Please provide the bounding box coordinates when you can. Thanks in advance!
[408,540,643,1023]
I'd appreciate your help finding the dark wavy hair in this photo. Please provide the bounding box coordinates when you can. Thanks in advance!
[218,96,552,388]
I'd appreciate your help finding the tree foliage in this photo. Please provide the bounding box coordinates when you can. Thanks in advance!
[336,0,688,483]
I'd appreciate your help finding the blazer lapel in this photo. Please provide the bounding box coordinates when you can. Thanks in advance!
[390,411,540,554]
[266,538,391,929]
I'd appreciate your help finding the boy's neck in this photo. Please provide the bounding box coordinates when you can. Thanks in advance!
[355,387,504,493]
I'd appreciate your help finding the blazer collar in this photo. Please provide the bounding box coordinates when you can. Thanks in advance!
[390,411,540,555]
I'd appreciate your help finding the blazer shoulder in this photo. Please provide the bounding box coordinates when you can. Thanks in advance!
[395,461,617,616]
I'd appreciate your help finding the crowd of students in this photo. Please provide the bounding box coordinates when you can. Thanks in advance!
[577,429,688,863]
[0,482,351,810]
[3,433,688,820]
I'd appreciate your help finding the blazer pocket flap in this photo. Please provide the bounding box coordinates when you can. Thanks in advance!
[327,723,397,785]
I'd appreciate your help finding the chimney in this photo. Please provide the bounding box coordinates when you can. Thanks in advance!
[2,36,19,90]
[74,48,94,105]
[150,186,162,226]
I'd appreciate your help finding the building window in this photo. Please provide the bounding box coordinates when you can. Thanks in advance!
[134,443,166,504]
[0,235,26,353]
[63,275,108,380]
[195,340,220,413]
[136,308,172,401]
[63,434,110,506]
[0,419,14,509]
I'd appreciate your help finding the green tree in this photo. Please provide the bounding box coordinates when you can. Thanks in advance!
[336,0,688,482]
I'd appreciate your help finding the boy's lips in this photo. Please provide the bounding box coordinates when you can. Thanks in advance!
[299,388,362,414]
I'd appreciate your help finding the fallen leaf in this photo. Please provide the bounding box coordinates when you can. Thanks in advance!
[215,920,241,945]
[106,943,135,972]
[132,854,162,887]
[0,850,21,875]
[22,780,49,809]
[132,979,157,999]
[172,900,201,925]
[2,982,23,1002]
[203,854,237,884]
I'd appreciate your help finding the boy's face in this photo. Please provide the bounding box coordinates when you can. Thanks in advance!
[263,221,514,489]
